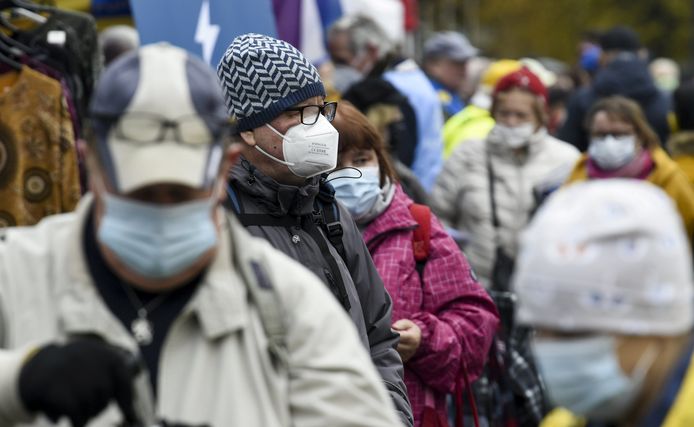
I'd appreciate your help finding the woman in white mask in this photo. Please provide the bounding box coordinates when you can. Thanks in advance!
[513,180,694,426]
[431,67,579,288]
[565,95,694,242]
[328,102,499,427]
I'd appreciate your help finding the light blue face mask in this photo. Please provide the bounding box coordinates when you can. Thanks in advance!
[329,166,381,223]
[98,193,218,279]
[533,335,656,422]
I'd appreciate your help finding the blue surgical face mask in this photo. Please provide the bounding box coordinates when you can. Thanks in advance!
[329,166,381,222]
[533,335,655,422]
[98,192,218,279]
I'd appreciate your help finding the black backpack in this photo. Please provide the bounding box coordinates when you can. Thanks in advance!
[225,175,352,312]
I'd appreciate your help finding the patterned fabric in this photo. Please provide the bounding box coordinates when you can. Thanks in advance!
[0,66,80,227]
[16,7,100,125]
[362,183,499,427]
[514,180,693,336]
[470,325,548,427]
[217,33,325,131]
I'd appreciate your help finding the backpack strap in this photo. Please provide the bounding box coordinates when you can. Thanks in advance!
[226,177,351,312]
[225,182,243,214]
[315,178,347,262]
[226,181,301,228]
[409,203,432,278]
[227,214,289,372]
[302,217,352,311]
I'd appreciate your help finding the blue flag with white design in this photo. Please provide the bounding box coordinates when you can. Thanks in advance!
[130,0,277,65]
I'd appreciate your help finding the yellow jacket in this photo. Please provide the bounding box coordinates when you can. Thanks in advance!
[674,156,694,188]
[668,132,694,188]
[566,147,694,239]
[442,105,495,158]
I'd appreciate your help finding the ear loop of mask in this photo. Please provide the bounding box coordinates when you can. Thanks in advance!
[256,123,296,166]
[325,167,363,183]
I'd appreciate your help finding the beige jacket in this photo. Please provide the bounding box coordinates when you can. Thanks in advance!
[0,196,400,427]
[431,129,579,285]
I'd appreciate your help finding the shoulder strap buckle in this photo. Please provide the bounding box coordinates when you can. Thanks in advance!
[325,220,343,239]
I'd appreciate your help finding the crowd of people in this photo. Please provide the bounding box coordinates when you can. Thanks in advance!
[0,7,693,427]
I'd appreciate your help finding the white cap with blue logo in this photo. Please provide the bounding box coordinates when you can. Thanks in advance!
[90,42,229,193]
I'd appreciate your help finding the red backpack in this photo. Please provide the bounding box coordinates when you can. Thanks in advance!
[408,203,480,427]
[409,203,432,272]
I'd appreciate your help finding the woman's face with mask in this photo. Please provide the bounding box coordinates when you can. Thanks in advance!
[493,88,540,130]
[588,111,642,170]
[337,147,379,170]
[589,111,638,142]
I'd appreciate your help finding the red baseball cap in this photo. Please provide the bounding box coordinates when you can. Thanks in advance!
[493,67,548,104]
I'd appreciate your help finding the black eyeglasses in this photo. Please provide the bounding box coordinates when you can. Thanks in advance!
[284,102,338,125]
[92,112,229,146]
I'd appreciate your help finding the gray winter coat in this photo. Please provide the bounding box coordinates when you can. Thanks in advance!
[227,160,413,426]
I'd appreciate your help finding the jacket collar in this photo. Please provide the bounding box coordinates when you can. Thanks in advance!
[230,158,320,216]
[362,184,417,245]
[567,147,678,184]
[59,195,248,351]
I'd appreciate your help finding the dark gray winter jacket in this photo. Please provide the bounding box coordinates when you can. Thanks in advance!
[226,159,413,427]
[559,53,670,151]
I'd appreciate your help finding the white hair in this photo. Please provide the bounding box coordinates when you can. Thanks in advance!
[328,15,394,60]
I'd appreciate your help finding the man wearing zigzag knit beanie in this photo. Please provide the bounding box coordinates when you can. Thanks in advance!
[217,33,416,426]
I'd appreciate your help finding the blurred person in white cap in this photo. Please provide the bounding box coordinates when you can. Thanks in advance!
[513,179,694,427]
[422,31,479,120]
[0,43,401,427]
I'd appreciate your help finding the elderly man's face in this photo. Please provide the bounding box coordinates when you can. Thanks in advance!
[88,140,242,292]
[427,57,468,92]
[124,183,213,205]
[328,31,354,65]
[238,95,326,185]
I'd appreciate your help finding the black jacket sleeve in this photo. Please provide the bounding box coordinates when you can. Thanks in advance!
[558,88,592,152]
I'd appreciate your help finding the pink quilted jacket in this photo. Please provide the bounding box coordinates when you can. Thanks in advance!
[362,184,499,427]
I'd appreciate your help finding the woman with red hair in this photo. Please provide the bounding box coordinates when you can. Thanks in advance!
[328,102,499,427]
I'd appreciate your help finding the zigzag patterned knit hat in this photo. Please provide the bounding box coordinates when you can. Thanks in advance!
[217,33,325,132]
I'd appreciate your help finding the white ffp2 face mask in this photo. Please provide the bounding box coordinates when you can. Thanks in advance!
[257,114,339,178]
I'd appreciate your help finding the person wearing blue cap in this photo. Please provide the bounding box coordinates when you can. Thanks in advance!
[0,43,402,427]
[422,31,479,120]
[218,32,414,426]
